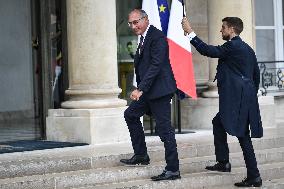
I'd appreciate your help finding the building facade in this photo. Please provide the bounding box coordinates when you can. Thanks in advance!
[0,0,283,143]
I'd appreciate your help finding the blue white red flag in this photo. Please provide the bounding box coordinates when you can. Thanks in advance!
[168,0,197,99]
[140,0,197,99]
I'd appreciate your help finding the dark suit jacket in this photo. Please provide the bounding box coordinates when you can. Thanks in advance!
[134,25,177,99]
[191,35,263,138]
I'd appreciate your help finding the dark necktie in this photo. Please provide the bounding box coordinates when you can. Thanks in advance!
[138,36,144,54]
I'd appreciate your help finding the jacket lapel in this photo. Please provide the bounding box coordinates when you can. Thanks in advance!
[134,51,139,67]
[134,25,154,67]
[139,25,153,56]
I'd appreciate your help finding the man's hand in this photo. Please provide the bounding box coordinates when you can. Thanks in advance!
[181,17,193,34]
[130,89,143,101]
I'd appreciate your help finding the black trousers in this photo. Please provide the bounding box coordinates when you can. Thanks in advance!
[124,94,179,172]
[212,112,260,179]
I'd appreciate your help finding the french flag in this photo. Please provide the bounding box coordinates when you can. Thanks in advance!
[142,0,197,99]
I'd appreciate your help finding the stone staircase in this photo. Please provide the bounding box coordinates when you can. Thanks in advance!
[0,127,283,189]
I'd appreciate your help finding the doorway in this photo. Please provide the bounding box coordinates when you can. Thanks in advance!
[0,0,67,142]
[0,0,42,141]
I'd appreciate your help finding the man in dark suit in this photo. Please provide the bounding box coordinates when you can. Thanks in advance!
[182,17,263,187]
[120,9,180,181]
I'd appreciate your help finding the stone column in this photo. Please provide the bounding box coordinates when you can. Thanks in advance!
[203,0,254,97]
[46,0,130,144]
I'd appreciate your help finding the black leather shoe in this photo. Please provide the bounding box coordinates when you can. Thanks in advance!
[234,177,262,187]
[120,154,150,165]
[151,170,181,181]
[205,162,231,172]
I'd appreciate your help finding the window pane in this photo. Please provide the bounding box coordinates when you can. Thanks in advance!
[283,30,284,56]
[255,0,274,26]
[283,0,284,26]
[256,30,275,61]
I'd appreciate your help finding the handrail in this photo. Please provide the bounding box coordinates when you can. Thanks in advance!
[258,61,284,96]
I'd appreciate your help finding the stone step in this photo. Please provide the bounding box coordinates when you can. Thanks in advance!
[262,178,284,189]
[75,162,284,189]
[207,178,284,189]
[0,129,283,180]
[276,119,284,128]
[0,147,283,189]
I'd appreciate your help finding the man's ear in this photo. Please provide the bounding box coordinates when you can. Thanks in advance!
[231,27,235,34]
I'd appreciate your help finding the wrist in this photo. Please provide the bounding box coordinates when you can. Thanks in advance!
[187,31,196,41]
[137,87,143,93]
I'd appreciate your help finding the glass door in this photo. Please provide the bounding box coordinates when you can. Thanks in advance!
[39,0,68,139]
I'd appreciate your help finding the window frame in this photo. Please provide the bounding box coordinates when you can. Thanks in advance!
[255,0,283,61]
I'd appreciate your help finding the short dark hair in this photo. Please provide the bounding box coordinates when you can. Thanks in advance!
[222,17,243,35]
[131,9,148,18]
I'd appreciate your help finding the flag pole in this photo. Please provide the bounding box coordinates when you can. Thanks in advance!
[177,96,182,133]
[177,0,187,133]
[182,0,187,36]
[181,0,185,17]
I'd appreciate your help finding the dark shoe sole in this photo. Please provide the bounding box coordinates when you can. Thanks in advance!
[120,161,150,166]
[205,168,231,172]
[234,183,262,187]
[151,175,181,181]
